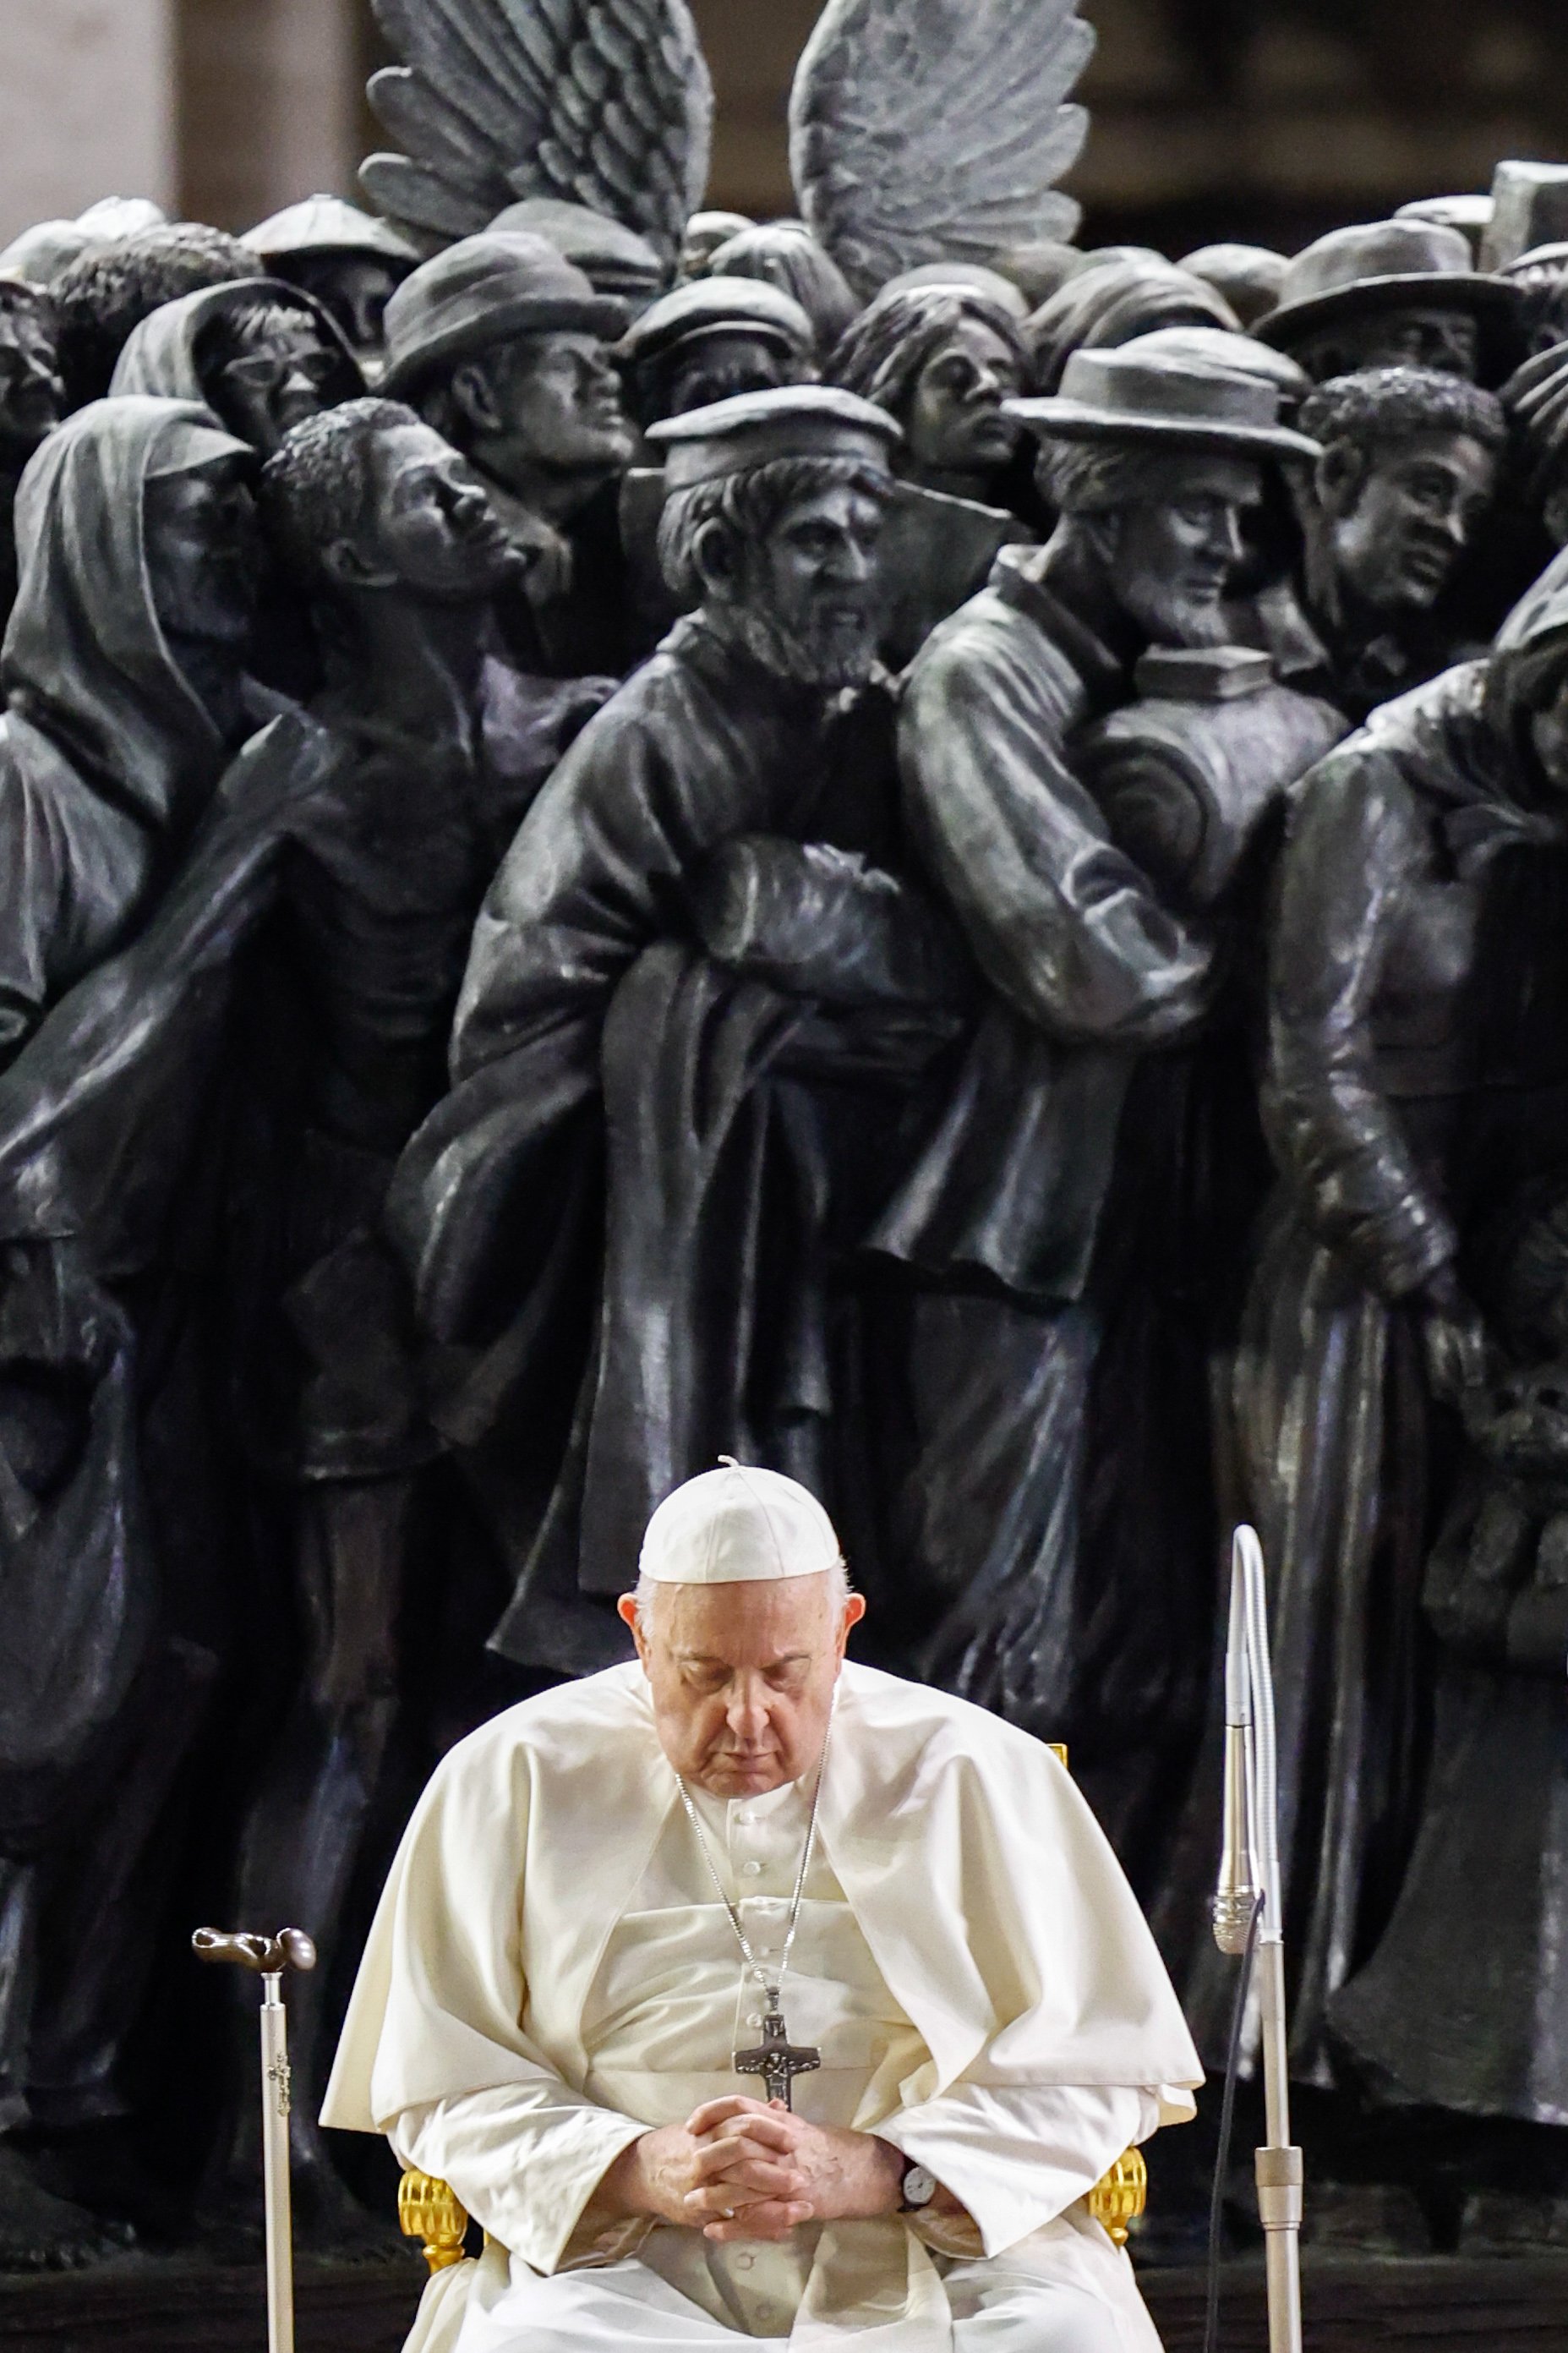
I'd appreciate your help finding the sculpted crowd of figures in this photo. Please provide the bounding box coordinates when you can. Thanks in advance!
[3,0,1568,2279]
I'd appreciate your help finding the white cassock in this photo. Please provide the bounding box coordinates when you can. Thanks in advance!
[323,1661,1203,2352]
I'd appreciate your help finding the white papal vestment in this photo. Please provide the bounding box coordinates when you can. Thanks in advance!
[323,1662,1203,2351]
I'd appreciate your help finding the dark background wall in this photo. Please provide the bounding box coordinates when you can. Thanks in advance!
[674,0,1568,254]
[163,1,1568,254]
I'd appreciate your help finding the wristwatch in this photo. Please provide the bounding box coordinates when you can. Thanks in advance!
[899,2159,939,2213]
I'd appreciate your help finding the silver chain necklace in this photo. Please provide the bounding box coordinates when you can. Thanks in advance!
[675,1728,830,2109]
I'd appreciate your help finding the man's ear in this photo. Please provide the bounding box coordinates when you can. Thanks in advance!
[1076,508,1122,570]
[319,536,397,592]
[690,517,743,604]
[615,1590,650,1667]
[450,356,506,436]
[1315,441,1363,520]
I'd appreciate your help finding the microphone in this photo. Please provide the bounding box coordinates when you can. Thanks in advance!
[1213,1529,1259,1955]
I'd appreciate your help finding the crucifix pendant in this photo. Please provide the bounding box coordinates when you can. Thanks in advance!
[735,1996,821,2111]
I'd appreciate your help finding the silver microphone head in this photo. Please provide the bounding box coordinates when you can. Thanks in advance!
[1213,1721,1260,1953]
[1213,1535,1259,1955]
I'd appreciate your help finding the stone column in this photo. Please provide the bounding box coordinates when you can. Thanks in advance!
[0,0,178,241]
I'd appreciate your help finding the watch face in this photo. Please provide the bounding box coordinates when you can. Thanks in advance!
[902,2163,938,2210]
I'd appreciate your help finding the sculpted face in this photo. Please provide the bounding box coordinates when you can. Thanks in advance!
[1531,667,1568,794]
[145,453,259,649]
[904,318,1024,484]
[467,329,635,490]
[620,1573,865,1797]
[0,300,63,462]
[1108,451,1262,647]
[660,331,796,420]
[729,481,889,687]
[208,300,357,455]
[1324,429,1497,616]
[329,421,522,603]
[284,253,405,367]
[1302,306,1480,381]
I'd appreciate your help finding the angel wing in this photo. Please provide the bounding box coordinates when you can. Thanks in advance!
[361,0,714,271]
[789,0,1095,301]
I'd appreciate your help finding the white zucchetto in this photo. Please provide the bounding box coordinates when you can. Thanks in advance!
[638,1458,843,1585]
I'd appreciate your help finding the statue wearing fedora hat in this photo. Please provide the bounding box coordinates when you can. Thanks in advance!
[388,386,970,1677]
[1259,219,1522,386]
[866,348,1323,1879]
[381,230,638,677]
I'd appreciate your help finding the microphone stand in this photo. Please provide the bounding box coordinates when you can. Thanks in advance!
[1212,1526,1303,2353]
[194,1927,317,2353]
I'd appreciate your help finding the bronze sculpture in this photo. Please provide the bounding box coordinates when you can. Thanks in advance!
[1026,260,1241,397]
[488,198,669,317]
[676,211,756,282]
[0,282,65,625]
[49,224,260,407]
[204,398,538,2241]
[618,280,817,431]
[242,196,420,380]
[8,0,1568,2276]
[1259,220,1522,384]
[380,232,634,676]
[0,397,277,2265]
[386,387,964,1673]
[1254,367,1506,720]
[1188,578,1568,2158]
[875,352,1331,1886]
[1330,1180,1568,2246]
[829,285,1029,507]
[109,281,364,455]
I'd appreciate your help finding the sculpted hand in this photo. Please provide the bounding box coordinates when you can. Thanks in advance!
[681,2097,903,2243]
[1417,1273,1490,1410]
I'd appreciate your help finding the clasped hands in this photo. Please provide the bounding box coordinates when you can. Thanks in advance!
[604,2095,905,2244]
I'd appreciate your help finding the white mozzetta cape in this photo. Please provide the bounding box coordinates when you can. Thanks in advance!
[324,1661,1201,2262]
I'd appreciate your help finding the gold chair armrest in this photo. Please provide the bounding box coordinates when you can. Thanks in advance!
[400,2145,1145,2267]
[398,2167,472,2274]
[1087,2147,1147,2247]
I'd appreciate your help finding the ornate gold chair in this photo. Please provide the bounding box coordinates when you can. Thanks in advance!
[396,1743,1148,2270]
[398,2150,1148,2271]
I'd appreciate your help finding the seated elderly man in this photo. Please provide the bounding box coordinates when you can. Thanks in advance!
[325,1464,1201,2350]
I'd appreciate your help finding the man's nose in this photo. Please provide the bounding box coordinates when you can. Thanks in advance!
[726,1677,770,1737]
[825,535,876,586]
[1204,507,1245,566]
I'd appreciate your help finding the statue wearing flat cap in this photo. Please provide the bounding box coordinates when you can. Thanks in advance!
[324,1461,1200,2351]
[387,386,970,1680]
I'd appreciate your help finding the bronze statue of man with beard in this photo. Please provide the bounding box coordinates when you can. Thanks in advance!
[865,349,1323,1889]
[388,387,970,1677]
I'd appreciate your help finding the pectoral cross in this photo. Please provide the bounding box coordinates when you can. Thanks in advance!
[735,1997,821,2110]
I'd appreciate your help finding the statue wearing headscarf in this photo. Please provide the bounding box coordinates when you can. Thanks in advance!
[1172,577,1568,2113]
[0,398,337,2264]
